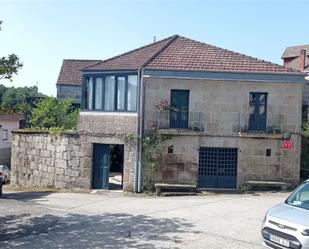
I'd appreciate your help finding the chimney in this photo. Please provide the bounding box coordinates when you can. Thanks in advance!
[300,49,306,71]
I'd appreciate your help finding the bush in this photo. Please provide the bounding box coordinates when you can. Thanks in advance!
[29,97,79,130]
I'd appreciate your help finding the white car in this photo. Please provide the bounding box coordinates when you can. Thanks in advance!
[0,165,10,184]
[262,179,309,249]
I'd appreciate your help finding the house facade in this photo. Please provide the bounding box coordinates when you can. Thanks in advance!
[77,35,306,192]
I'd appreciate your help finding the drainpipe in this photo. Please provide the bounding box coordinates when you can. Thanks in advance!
[135,68,144,193]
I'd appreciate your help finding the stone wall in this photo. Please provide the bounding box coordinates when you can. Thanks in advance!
[144,77,303,135]
[149,133,301,188]
[78,112,137,134]
[11,131,91,189]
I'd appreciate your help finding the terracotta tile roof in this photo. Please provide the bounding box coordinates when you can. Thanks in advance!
[57,59,101,85]
[146,36,297,73]
[84,36,177,71]
[84,35,297,74]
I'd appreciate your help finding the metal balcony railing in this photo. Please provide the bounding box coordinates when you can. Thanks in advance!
[237,113,284,133]
[155,110,204,131]
[155,111,284,134]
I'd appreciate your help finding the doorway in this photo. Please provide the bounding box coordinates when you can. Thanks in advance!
[92,144,124,190]
[170,90,189,129]
[198,147,238,189]
[249,92,267,132]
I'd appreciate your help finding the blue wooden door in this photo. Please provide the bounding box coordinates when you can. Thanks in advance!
[92,144,110,189]
[198,147,237,189]
[170,90,189,128]
[249,93,267,132]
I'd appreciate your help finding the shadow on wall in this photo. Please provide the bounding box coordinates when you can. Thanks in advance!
[0,147,11,167]
[0,212,199,249]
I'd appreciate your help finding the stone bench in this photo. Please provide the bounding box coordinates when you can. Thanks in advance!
[154,183,197,196]
[242,181,291,191]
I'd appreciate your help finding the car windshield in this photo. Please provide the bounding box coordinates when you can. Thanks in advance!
[286,182,309,210]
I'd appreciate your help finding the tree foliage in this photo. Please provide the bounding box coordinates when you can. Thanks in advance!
[0,21,23,81]
[0,84,44,113]
[29,97,79,130]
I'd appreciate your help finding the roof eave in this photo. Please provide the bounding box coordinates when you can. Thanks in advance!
[81,68,139,73]
[144,68,304,76]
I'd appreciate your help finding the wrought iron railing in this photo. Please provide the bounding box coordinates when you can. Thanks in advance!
[155,111,284,134]
[237,113,284,133]
[155,110,204,131]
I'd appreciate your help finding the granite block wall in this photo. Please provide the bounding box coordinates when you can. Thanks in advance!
[11,131,91,189]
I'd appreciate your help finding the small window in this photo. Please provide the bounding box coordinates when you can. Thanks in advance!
[266,149,271,157]
[1,129,8,141]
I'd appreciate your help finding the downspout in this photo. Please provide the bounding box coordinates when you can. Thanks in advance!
[135,68,144,193]
[135,35,178,193]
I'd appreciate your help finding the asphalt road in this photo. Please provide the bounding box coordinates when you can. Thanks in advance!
[0,188,289,249]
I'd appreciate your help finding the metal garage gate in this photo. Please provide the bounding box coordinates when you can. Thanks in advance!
[198,147,238,189]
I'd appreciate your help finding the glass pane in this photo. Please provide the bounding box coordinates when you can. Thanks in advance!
[127,75,137,111]
[259,94,266,105]
[259,105,265,114]
[83,78,89,110]
[104,76,115,111]
[88,77,94,110]
[117,76,125,110]
[95,77,103,110]
[249,93,256,114]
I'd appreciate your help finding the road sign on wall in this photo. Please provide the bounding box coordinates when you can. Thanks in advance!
[283,141,293,151]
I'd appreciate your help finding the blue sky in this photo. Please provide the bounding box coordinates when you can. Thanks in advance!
[0,0,308,96]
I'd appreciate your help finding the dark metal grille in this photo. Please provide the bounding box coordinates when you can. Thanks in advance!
[198,147,237,189]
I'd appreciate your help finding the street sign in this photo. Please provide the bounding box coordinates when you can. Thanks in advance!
[283,141,293,151]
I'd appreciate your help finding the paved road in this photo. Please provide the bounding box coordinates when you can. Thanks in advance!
[0,188,289,249]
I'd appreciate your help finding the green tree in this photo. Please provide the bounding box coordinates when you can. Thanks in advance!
[0,84,44,113]
[0,21,23,81]
[29,97,79,130]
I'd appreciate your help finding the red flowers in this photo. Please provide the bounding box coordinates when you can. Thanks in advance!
[154,99,170,111]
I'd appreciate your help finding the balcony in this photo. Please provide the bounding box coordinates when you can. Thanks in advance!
[154,111,285,137]
[155,110,204,131]
[237,113,284,134]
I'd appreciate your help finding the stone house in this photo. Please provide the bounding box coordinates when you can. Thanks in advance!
[77,35,306,192]
[57,59,101,108]
[282,45,309,73]
[11,35,306,192]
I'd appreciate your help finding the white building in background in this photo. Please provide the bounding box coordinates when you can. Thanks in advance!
[0,114,21,167]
